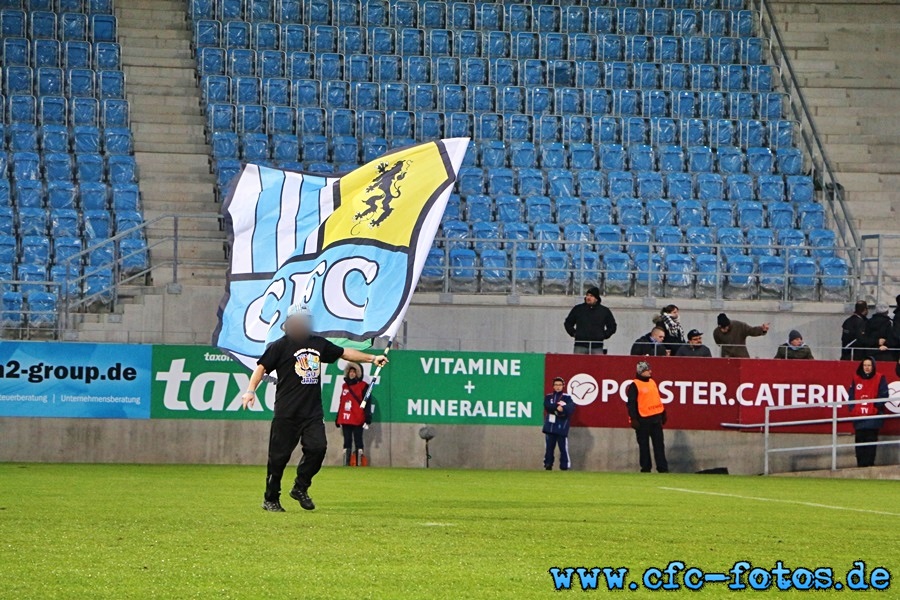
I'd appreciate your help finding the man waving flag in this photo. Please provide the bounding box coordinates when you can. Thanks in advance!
[213,138,469,370]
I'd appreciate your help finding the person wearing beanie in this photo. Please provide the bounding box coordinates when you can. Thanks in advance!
[675,329,712,357]
[846,357,889,467]
[564,287,617,355]
[712,313,769,358]
[774,330,814,359]
[542,377,576,470]
[626,362,669,473]
[652,304,686,355]
[334,362,373,467]
[841,301,869,361]
[860,303,898,363]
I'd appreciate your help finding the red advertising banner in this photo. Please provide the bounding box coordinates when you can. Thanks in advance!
[544,355,900,435]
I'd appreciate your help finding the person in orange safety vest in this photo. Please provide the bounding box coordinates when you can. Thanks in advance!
[626,361,669,473]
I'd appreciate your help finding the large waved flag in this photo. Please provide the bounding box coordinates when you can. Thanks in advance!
[213,138,469,371]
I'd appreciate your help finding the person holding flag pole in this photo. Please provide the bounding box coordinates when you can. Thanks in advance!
[215,138,470,512]
[242,304,388,512]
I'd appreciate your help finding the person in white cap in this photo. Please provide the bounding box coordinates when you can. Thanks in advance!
[241,304,388,513]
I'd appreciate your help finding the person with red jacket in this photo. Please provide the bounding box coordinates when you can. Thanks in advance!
[847,356,888,467]
[335,362,373,467]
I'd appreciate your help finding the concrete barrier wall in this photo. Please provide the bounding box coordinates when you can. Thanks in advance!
[2,418,896,475]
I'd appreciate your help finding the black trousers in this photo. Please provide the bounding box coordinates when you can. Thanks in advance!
[635,420,668,473]
[854,428,879,468]
[342,425,365,451]
[265,415,327,501]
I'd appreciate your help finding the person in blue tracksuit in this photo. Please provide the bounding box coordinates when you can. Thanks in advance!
[543,377,576,471]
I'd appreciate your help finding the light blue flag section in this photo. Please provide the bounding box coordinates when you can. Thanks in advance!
[0,342,151,419]
[214,138,470,371]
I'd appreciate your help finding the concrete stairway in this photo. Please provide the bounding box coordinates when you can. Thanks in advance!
[771,0,900,245]
[116,0,227,277]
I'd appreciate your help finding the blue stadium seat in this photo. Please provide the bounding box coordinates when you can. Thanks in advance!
[517,168,545,197]
[47,181,77,208]
[798,202,825,231]
[111,183,140,211]
[83,210,110,240]
[449,247,477,292]
[786,176,813,204]
[624,224,652,256]
[607,171,634,201]
[577,171,605,197]
[525,196,552,224]
[547,169,575,197]
[736,200,764,230]
[808,228,836,259]
[541,250,571,294]
[75,153,104,183]
[696,173,724,202]
[617,197,643,226]
[586,197,613,226]
[747,228,775,257]
[41,125,69,153]
[555,198,582,227]
[664,253,693,297]
[820,257,850,301]
[512,249,539,294]
[789,256,818,301]
[637,171,664,200]
[758,255,785,298]
[50,208,80,237]
[658,145,684,173]
[84,267,114,305]
[39,96,67,126]
[21,235,50,265]
[478,248,509,293]
[602,251,631,296]
[767,202,795,230]
[19,207,48,236]
[724,255,755,300]
[777,228,806,259]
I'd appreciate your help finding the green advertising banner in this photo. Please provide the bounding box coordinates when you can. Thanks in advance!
[388,351,544,426]
[151,345,391,421]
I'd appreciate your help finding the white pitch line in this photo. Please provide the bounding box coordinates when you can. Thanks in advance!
[659,487,900,517]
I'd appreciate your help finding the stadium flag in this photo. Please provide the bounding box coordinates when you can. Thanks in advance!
[213,138,469,371]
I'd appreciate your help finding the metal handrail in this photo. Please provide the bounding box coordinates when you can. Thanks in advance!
[754,0,861,262]
[723,398,900,475]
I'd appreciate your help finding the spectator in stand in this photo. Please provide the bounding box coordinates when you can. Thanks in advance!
[841,301,869,361]
[626,361,669,473]
[846,357,888,468]
[712,313,769,358]
[630,327,668,357]
[563,287,617,355]
[861,303,898,363]
[774,330,815,360]
[893,294,900,342]
[675,330,712,357]
[652,304,686,356]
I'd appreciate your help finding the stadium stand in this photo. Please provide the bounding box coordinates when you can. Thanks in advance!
[185,0,852,302]
[0,0,148,336]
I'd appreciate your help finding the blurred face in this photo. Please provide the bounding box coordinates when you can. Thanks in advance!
[719,325,731,334]
[640,368,652,377]
[553,380,565,392]
[790,337,803,347]
[667,308,679,319]
[284,315,311,341]
[347,367,358,379]
[862,360,874,375]
[689,335,702,346]
[651,329,665,343]
[584,294,598,306]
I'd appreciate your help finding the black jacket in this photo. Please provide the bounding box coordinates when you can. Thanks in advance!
[893,308,900,344]
[564,302,617,344]
[861,313,898,362]
[840,313,868,361]
[630,333,668,357]
[675,344,712,358]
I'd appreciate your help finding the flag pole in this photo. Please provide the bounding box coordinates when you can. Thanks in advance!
[360,340,392,409]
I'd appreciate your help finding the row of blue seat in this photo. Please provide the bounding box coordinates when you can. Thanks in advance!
[443,195,823,227]
[423,248,849,299]
[438,221,831,253]
[205,104,796,153]
[190,0,752,34]
[1,0,113,14]
[0,182,139,210]
[2,38,120,71]
[0,126,134,155]
[3,67,125,101]
[194,22,766,66]
[0,9,115,41]
[0,290,60,328]
[200,78,785,125]
[198,52,774,97]
[2,95,127,128]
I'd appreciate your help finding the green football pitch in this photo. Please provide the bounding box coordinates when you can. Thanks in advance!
[0,464,896,599]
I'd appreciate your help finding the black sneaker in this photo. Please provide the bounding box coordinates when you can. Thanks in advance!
[261,500,285,512]
[289,487,316,510]
[544,465,552,471]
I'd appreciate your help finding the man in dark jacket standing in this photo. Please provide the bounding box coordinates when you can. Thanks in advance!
[712,313,769,358]
[627,361,668,473]
[564,287,617,355]
[861,303,897,363]
[893,295,900,343]
[543,377,576,470]
[841,301,869,361]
